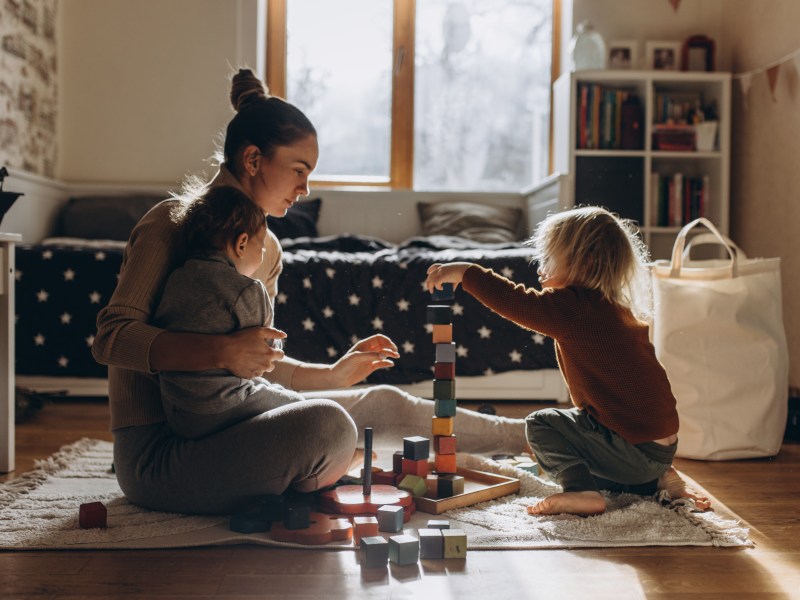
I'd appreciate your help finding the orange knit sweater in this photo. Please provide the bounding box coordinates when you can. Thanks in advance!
[462,265,679,444]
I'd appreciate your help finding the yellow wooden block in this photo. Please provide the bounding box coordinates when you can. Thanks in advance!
[442,528,467,558]
[432,416,454,436]
[432,324,453,343]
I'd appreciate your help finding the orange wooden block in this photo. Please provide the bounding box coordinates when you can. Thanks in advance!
[434,434,457,455]
[432,324,453,343]
[435,453,457,474]
[319,484,413,516]
[270,512,353,545]
[353,516,380,545]
[425,474,439,498]
[432,416,454,436]
[401,457,429,477]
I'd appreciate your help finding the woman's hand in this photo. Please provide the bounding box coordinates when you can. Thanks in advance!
[425,262,473,294]
[221,326,287,379]
[329,334,400,388]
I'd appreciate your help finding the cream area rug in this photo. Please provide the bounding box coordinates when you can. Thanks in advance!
[0,439,751,551]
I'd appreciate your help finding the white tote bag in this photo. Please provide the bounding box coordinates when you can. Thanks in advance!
[650,218,788,460]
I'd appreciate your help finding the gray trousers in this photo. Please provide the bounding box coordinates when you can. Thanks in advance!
[526,407,677,495]
[113,385,527,515]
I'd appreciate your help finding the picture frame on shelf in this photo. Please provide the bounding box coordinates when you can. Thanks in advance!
[682,35,715,71]
[645,40,682,70]
[608,40,637,70]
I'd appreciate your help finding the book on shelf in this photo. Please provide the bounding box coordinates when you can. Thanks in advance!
[577,83,640,150]
[652,173,710,227]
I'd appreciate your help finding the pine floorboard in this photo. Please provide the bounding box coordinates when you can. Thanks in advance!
[2,398,798,599]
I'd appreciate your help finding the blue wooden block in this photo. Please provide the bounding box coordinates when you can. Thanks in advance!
[426,305,452,325]
[418,528,443,559]
[230,513,270,534]
[259,494,286,522]
[389,534,420,566]
[431,283,454,301]
[361,536,390,568]
[435,343,456,363]
[403,435,430,461]
[283,504,310,530]
[434,399,457,418]
[377,505,405,533]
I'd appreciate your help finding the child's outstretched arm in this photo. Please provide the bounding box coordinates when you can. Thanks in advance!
[425,262,475,294]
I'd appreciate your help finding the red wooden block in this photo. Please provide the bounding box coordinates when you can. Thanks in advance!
[401,457,429,477]
[372,469,400,486]
[434,435,457,455]
[435,453,457,474]
[425,474,439,498]
[79,501,107,529]
[434,362,455,379]
[353,516,380,545]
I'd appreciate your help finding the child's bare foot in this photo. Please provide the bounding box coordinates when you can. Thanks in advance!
[347,448,378,474]
[527,491,606,516]
[657,466,711,511]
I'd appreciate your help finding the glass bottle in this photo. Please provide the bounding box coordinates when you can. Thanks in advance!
[570,21,607,71]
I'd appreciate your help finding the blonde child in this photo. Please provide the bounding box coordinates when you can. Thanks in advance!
[425,206,710,516]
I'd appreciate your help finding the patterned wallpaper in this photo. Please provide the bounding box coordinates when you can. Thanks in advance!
[0,0,57,178]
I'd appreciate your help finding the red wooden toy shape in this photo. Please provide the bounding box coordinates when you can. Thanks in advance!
[270,512,353,545]
[320,484,413,516]
[78,501,107,529]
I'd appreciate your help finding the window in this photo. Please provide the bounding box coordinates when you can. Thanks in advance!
[267,0,557,191]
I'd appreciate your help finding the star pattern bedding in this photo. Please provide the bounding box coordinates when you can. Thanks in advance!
[14,235,557,384]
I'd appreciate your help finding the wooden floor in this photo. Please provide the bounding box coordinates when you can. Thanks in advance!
[2,398,799,599]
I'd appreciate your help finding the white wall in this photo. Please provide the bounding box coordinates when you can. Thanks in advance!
[58,0,263,186]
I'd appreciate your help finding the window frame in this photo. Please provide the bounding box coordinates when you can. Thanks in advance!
[266,0,559,190]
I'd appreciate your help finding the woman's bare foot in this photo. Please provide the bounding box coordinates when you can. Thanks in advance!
[657,466,712,511]
[527,491,606,516]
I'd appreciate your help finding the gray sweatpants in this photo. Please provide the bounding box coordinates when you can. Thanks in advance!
[113,384,527,515]
[526,407,677,495]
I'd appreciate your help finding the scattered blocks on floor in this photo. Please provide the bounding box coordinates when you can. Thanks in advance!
[403,436,430,461]
[389,534,420,566]
[229,513,270,534]
[437,474,465,498]
[353,516,380,545]
[78,501,107,529]
[517,462,540,475]
[377,505,404,533]
[259,494,286,522]
[418,528,443,559]
[426,519,450,530]
[283,504,311,530]
[401,457,429,478]
[393,450,405,473]
[398,474,427,498]
[361,536,390,568]
[442,529,468,558]
[372,469,401,486]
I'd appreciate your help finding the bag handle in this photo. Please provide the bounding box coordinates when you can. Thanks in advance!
[682,232,747,261]
[670,218,738,278]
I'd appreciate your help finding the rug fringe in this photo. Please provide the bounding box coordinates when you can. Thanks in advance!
[0,438,107,509]
[657,490,752,547]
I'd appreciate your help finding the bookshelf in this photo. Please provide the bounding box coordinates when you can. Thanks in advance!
[552,70,731,259]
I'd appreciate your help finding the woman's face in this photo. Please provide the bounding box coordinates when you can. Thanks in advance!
[250,135,319,218]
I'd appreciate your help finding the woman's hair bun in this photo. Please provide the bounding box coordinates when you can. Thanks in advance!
[230,68,270,112]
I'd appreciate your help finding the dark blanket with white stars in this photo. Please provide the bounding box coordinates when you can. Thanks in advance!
[14,236,556,383]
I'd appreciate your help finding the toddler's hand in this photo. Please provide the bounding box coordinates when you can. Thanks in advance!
[425,262,473,294]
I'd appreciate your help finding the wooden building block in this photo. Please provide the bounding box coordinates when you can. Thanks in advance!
[353,516,380,545]
[259,494,286,522]
[389,534,420,566]
[435,453,457,474]
[377,504,404,533]
[78,501,107,529]
[270,512,352,545]
[426,519,450,530]
[426,305,452,325]
[401,457,429,478]
[398,474,427,498]
[434,361,455,379]
[517,462,540,475]
[434,399,457,417]
[432,324,453,343]
[437,474,465,498]
[361,536,390,568]
[433,379,456,401]
[424,474,439,498]
[403,436,430,461]
[229,513,270,534]
[435,342,456,363]
[442,529,467,558]
[372,469,400,486]
[418,528,443,559]
[431,282,454,301]
[283,504,311,530]
[431,416,454,436]
[434,435,457,455]
[393,450,405,473]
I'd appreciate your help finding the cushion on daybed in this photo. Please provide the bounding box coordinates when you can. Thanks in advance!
[56,195,164,241]
[417,201,525,244]
[267,197,322,241]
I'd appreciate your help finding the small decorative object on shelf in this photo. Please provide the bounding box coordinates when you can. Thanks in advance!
[645,41,682,71]
[569,21,607,71]
[0,167,23,229]
[682,35,715,72]
[608,40,638,70]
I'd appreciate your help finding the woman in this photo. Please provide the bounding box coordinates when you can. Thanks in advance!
[92,69,527,515]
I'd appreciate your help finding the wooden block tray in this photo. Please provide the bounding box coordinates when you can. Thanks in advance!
[414,467,520,515]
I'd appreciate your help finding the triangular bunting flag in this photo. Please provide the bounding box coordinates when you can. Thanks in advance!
[766,65,780,101]
[669,0,682,12]
[738,73,753,110]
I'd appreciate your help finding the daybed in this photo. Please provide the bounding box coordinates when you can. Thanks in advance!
[14,178,569,402]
